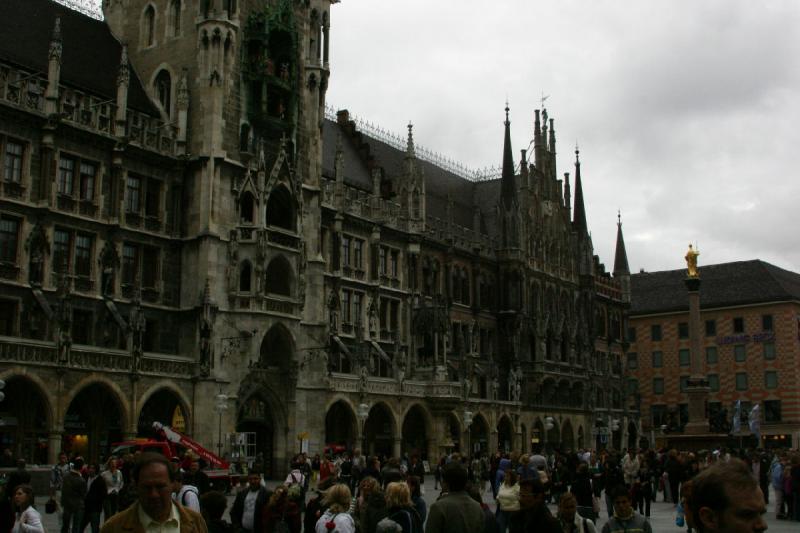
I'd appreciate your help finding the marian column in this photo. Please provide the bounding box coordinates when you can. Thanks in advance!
[683,244,710,434]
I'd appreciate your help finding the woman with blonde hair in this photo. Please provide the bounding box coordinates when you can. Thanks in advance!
[378,482,422,533]
[315,484,355,533]
[495,469,519,533]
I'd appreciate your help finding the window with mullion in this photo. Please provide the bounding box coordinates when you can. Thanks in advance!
[122,243,139,286]
[0,217,19,263]
[3,140,23,183]
[53,229,71,273]
[126,175,142,213]
[79,162,96,202]
[74,234,93,277]
[142,247,160,289]
[58,156,75,195]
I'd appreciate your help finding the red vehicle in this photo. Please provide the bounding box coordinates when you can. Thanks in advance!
[112,422,233,491]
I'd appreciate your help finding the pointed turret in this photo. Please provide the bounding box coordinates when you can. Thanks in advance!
[45,17,62,115]
[613,211,630,277]
[572,145,588,234]
[501,103,516,206]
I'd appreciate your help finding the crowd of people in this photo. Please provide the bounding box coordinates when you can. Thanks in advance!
[0,444,795,533]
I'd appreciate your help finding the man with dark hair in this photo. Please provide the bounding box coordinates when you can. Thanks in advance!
[101,452,207,533]
[61,457,87,533]
[600,486,652,533]
[509,478,560,533]
[230,472,270,533]
[688,459,767,533]
[424,463,483,533]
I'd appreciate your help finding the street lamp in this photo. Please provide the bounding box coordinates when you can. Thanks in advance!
[214,391,229,458]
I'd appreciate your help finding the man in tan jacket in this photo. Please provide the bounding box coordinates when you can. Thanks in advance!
[101,453,207,533]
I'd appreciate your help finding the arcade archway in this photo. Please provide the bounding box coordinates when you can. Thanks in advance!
[363,403,395,457]
[237,394,275,477]
[138,388,188,436]
[401,405,429,459]
[325,400,357,452]
[561,420,575,451]
[0,376,50,464]
[469,414,489,456]
[445,413,462,453]
[497,416,513,453]
[64,383,124,462]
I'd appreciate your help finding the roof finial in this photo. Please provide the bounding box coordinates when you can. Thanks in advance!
[406,121,415,156]
[505,99,510,124]
[575,141,580,162]
[617,209,621,225]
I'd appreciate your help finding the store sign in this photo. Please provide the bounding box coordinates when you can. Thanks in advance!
[716,331,774,345]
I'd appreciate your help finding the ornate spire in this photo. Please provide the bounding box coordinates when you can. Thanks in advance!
[501,102,516,205]
[572,145,588,233]
[406,122,415,157]
[117,43,129,88]
[613,211,630,276]
[49,17,62,62]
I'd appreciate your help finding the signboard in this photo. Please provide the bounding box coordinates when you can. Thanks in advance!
[716,332,774,345]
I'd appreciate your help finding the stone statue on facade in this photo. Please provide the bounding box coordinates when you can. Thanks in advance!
[685,244,700,278]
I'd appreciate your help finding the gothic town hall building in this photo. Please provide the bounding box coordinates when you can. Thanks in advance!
[0,0,636,476]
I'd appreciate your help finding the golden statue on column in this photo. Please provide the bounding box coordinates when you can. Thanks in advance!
[685,244,700,278]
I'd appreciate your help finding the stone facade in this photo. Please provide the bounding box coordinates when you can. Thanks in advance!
[0,0,635,475]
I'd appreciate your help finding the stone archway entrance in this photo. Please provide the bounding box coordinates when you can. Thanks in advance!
[64,383,124,462]
[237,395,275,477]
[0,376,50,464]
[363,403,394,457]
[546,420,560,453]
[325,400,357,451]
[138,388,188,437]
[497,416,513,453]
[469,414,489,456]
[401,405,428,459]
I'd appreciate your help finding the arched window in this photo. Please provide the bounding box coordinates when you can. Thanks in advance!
[259,324,293,368]
[143,5,156,47]
[265,256,292,296]
[154,70,171,116]
[240,191,255,224]
[265,185,295,231]
[169,0,181,37]
[224,0,237,16]
[239,261,251,292]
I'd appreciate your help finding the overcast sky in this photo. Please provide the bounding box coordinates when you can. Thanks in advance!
[325,0,800,274]
[82,0,800,274]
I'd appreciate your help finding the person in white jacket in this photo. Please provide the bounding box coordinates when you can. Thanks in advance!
[621,450,640,487]
[12,485,44,533]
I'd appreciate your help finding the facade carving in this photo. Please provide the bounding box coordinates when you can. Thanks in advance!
[0,0,637,474]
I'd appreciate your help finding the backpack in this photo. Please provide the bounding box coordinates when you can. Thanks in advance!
[286,472,306,510]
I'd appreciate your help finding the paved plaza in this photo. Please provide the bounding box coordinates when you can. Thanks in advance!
[37,477,794,533]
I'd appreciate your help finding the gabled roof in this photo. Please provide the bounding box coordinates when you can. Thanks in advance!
[0,0,157,115]
[630,260,800,315]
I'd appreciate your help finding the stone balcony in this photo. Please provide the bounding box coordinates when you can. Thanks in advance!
[0,336,195,377]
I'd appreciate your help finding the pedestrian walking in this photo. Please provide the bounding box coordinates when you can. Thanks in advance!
[424,462,483,533]
[230,473,270,533]
[11,485,44,533]
[261,485,300,533]
[100,457,123,520]
[82,463,106,533]
[599,487,651,533]
[495,469,519,533]
[61,457,87,533]
[200,491,234,533]
[315,484,355,533]
[557,493,596,533]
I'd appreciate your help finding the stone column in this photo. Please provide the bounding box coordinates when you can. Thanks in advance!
[47,431,62,464]
[684,277,710,434]
[489,430,498,455]
[392,438,401,459]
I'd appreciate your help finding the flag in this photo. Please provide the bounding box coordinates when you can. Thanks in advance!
[749,404,761,441]
[731,400,741,434]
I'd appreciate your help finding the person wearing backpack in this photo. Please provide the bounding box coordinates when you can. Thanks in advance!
[557,493,596,533]
[174,470,200,513]
[378,482,422,533]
